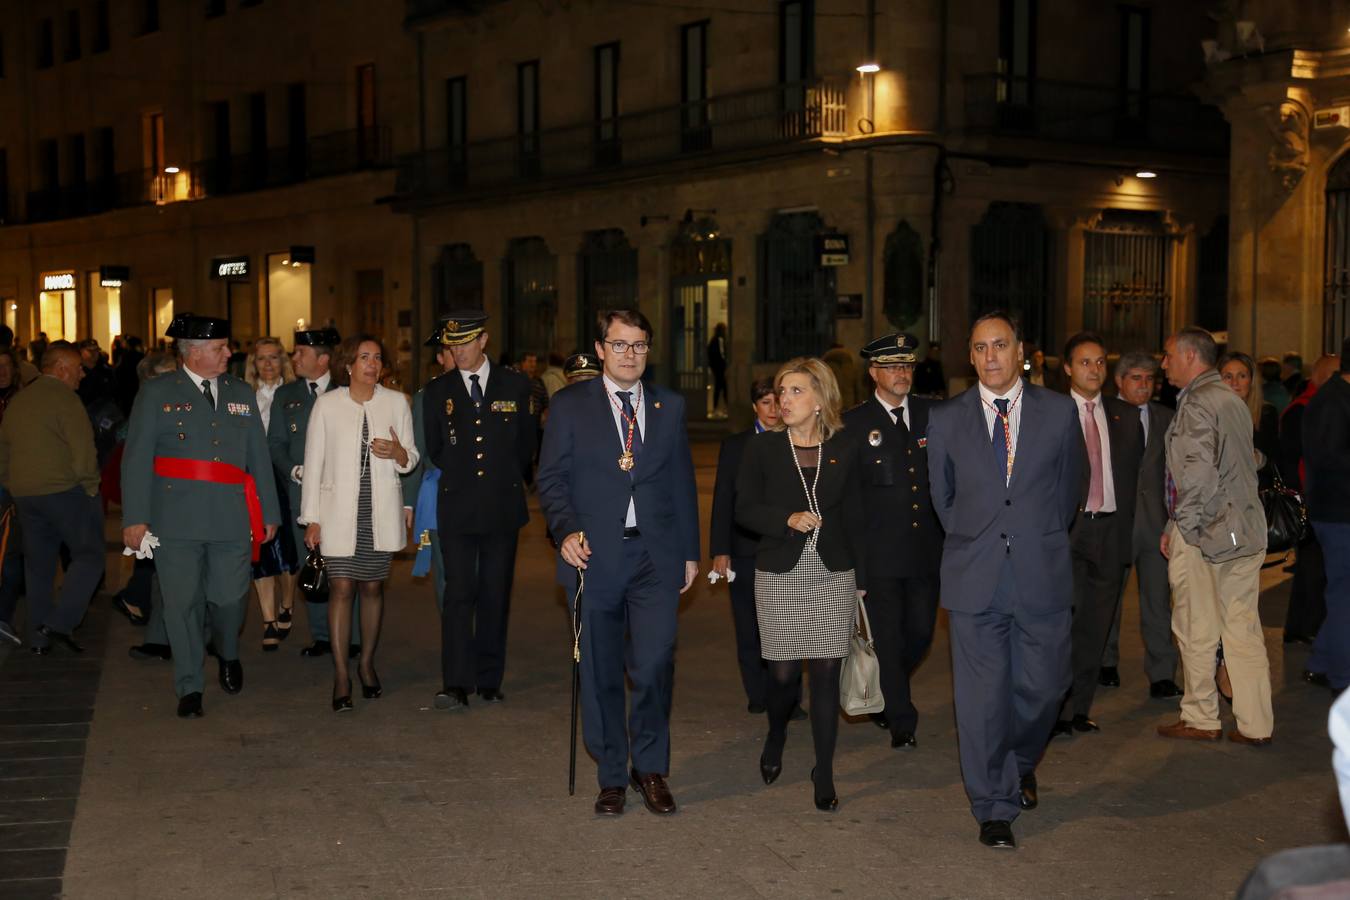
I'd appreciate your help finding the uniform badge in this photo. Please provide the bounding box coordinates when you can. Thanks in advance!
[226,402,251,416]
[162,404,172,413]
[917,437,927,448]
[867,429,883,447]
[445,398,454,415]
[177,433,186,441]
[654,402,662,409]
[490,400,518,413]
[185,403,193,412]
[289,423,298,433]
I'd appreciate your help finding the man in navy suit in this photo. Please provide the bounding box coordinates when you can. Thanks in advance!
[927,310,1085,849]
[536,309,700,818]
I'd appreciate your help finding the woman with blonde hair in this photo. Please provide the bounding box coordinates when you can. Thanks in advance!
[735,356,866,811]
[246,337,298,650]
[1218,350,1279,474]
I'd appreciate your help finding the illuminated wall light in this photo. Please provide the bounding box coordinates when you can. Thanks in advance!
[164,166,180,174]
[1136,169,1158,179]
[856,62,881,74]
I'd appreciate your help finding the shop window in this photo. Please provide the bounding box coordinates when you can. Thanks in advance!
[205,0,226,18]
[757,211,837,361]
[36,19,54,70]
[517,61,539,177]
[578,229,637,343]
[87,271,122,354]
[39,275,77,343]
[593,44,619,166]
[503,237,556,359]
[681,21,709,151]
[1082,209,1171,351]
[431,243,483,317]
[64,9,81,62]
[267,253,312,337]
[152,288,174,341]
[883,220,924,330]
[92,1,110,53]
[969,201,1051,351]
[138,0,160,36]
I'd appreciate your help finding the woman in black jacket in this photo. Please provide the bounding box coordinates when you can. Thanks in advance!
[736,357,866,811]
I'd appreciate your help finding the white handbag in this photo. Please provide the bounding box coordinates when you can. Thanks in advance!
[840,595,885,716]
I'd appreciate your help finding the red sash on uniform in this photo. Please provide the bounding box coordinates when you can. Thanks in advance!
[153,457,265,562]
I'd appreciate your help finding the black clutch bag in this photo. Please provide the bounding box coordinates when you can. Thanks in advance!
[298,547,329,603]
[1261,467,1308,555]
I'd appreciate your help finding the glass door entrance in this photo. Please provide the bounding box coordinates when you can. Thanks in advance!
[671,278,729,419]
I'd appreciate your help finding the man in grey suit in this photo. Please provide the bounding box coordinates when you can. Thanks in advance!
[1100,351,1182,699]
[927,310,1085,849]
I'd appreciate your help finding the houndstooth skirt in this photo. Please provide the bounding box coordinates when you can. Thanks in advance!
[755,544,857,660]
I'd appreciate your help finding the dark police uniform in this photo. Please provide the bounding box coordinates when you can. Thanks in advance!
[121,314,280,717]
[267,328,358,652]
[843,333,943,746]
[421,312,537,705]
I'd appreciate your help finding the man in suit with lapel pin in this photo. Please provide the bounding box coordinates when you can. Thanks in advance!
[537,308,700,818]
[1100,351,1182,699]
[843,332,943,751]
[926,310,1085,849]
[1051,332,1143,737]
[121,314,281,718]
[422,311,536,710]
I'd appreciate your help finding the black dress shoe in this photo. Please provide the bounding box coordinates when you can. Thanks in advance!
[1149,679,1183,699]
[630,769,677,814]
[1305,670,1331,688]
[979,820,1016,848]
[759,750,782,785]
[809,767,838,812]
[1019,773,1038,810]
[37,625,83,654]
[1097,666,1120,687]
[594,786,626,816]
[1051,719,1074,737]
[177,692,204,719]
[1071,714,1099,733]
[300,640,332,658]
[747,702,766,715]
[112,594,148,626]
[434,686,469,710]
[891,732,917,751]
[129,642,172,661]
[332,680,353,713]
[870,712,889,730]
[218,659,243,695]
[359,669,383,699]
[477,688,505,703]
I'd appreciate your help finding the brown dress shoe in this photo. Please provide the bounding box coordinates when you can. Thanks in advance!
[629,769,677,815]
[1157,720,1222,741]
[1228,730,1272,746]
[593,786,626,816]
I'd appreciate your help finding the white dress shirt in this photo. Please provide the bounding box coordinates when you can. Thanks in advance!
[978,379,1023,484]
[256,379,283,432]
[603,374,646,528]
[875,390,909,429]
[1071,389,1117,513]
[458,357,490,396]
[1137,402,1151,447]
[304,370,332,396]
[182,365,219,406]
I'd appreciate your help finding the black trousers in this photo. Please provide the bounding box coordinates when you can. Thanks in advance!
[866,574,939,735]
[727,558,767,707]
[1284,533,1327,640]
[1064,515,1126,718]
[439,531,519,691]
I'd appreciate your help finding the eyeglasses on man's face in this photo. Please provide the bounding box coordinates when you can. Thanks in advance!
[603,340,650,355]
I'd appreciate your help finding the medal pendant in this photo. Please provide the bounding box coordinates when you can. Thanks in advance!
[618,451,635,472]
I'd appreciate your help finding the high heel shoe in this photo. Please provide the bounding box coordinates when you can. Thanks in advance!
[276,604,293,637]
[359,668,383,699]
[759,750,782,785]
[261,621,280,652]
[332,680,353,712]
[810,767,838,812]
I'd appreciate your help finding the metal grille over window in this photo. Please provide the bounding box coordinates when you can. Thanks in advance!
[1083,209,1173,352]
[757,211,837,362]
[969,202,1051,352]
[504,236,557,361]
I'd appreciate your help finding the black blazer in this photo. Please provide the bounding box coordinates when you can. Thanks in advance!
[842,395,943,577]
[1303,375,1350,522]
[734,430,867,589]
[1070,394,1143,560]
[709,428,761,559]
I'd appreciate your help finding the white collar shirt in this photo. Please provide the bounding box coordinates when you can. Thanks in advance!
[1071,389,1117,513]
[183,366,219,406]
[602,374,646,528]
[977,379,1024,484]
[304,370,332,396]
[256,380,283,432]
[1137,401,1150,447]
[875,391,909,429]
[458,358,490,397]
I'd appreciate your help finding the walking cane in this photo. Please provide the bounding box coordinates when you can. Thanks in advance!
[568,534,585,796]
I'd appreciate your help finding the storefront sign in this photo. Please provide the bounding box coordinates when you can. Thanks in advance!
[211,256,250,279]
[42,273,76,291]
[100,265,131,288]
[816,233,850,267]
[1315,107,1350,130]
[837,293,863,318]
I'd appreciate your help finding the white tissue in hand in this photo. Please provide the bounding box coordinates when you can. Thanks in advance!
[707,569,737,585]
[122,532,161,560]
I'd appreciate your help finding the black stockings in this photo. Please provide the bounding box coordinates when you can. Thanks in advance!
[327,578,385,693]
[764,657,842,796]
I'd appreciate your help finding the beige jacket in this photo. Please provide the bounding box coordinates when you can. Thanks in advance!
[1164,368,1267,562]
[298,385,418,557]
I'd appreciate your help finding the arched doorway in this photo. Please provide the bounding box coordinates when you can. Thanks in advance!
[670,217,731,418]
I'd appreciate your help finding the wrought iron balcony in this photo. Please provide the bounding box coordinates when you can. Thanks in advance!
[397,79,847,200]
[962,74,1229,157]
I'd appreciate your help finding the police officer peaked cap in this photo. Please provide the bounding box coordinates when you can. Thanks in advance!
[861,332,920,366]
[165,313,231,340]
[293,327,341,349]
[564,352,602,379]
[439,310,488,346]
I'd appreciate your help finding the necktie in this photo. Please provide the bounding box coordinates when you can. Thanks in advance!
[619,391,644,460]
[1138,405,1148,447]
[470,373,484,405]
[1085,400,1104,512]
[992,397,1009,484]
[309,381,318,397]
[202,379,215,410]
[893,405,909,443]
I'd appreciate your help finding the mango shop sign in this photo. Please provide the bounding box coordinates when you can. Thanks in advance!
[211,256,250,279]
[42,272,76,291]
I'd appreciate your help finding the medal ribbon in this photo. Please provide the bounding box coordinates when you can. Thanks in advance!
[981,385,1023,483]
[608,383,643,466]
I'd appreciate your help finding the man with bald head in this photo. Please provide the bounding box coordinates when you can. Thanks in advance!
[0,341,104,652]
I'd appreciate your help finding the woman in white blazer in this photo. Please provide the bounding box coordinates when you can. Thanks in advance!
[299,335,418,711]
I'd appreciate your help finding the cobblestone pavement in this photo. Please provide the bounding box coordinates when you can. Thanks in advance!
[3,442,1345,898]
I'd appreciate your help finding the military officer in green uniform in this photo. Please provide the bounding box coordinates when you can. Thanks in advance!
[268,327,360,657]
[402,319,457,610]
[121,314,281,718]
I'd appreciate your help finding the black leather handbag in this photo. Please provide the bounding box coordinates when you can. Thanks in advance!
[1261,467,1309,555]
[298,547,329,603]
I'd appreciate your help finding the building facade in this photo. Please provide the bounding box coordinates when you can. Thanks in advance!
[0,0,416,379]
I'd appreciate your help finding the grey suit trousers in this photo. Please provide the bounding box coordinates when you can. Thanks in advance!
[1102,514,1178,683]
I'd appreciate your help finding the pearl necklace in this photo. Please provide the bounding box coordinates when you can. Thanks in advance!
[788,432,823,551]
